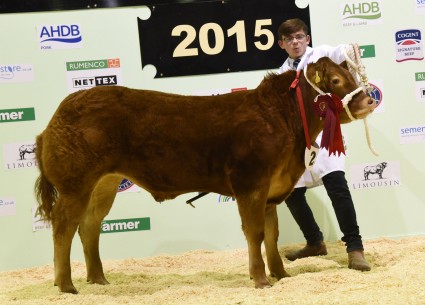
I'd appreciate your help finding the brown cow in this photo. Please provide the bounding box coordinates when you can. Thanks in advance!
[35,57,375,294]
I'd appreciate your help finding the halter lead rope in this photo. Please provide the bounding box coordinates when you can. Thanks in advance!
[344,44,379,156]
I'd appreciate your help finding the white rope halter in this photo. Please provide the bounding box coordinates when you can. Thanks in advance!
[303,44,379,156]
[344,43,379,156]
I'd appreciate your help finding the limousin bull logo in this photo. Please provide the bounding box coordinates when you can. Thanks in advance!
[18,144,36,160]
[3,142,37,170]
[349,161,401,190]
[364,162,387,180]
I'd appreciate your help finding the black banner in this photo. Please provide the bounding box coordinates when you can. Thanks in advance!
[0,0,201,13]
[138,0,310,78]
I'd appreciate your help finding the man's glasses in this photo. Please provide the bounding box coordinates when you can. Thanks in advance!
[282,34,307,44]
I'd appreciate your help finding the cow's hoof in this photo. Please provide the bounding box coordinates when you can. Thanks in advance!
[255,282,272,289]
[54,280,79,294]
[58,284,79,294]
[254,278,272,289]
[87,276,110,285]
[271,270,291,279]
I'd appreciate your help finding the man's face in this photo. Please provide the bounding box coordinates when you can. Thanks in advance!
[278,30,310,59]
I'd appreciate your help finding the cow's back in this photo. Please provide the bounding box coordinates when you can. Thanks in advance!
[41,85,298,199]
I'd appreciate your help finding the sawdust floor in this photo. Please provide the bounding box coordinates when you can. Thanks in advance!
[1,236,425,305]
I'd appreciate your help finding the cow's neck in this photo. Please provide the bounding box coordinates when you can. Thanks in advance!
[296,72,324,146]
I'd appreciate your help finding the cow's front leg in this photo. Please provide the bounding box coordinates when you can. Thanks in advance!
[264,204,290,279]
[235,191,270,288]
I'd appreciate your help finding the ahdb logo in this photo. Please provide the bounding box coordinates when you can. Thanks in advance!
[341,1,383,27]
[38,24,82,50]
[395,29,424,62]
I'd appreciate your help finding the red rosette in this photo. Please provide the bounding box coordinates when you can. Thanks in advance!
[313,94,345,156]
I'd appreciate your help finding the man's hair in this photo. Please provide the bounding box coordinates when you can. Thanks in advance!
[277,18,309,40]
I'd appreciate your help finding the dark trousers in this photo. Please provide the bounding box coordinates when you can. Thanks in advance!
[285,170,364,252]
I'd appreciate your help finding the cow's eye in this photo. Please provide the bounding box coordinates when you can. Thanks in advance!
[331,78,340,85]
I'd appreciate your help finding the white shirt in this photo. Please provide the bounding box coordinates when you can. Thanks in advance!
[278,45,348,188]
[278,45,347,73]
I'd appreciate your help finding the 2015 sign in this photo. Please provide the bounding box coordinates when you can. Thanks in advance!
[138,0,309,78]
[172,19,274,57]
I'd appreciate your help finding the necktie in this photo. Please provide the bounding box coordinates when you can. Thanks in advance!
[293,59,300,69]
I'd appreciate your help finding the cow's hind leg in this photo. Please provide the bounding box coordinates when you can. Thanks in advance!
[264,205,290,279]
[235,189,270,288]
[52,193,91,294]
[78,175,123,285]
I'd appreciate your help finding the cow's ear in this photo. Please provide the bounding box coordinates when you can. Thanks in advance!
[340,61,348,70]
[306,61,325,85]
[307,57,330,89]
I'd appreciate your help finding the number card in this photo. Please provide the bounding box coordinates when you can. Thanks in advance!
[138,0,310,78]
[305,143,319,170]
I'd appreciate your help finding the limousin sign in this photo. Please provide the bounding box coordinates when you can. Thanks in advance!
[137,0,310,78]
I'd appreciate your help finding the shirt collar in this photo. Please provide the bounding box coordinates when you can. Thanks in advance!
[289,57,301,69]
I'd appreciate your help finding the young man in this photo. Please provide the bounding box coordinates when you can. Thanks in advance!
[277,18,371,271]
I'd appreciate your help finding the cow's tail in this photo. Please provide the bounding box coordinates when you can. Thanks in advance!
[34,133,57,222]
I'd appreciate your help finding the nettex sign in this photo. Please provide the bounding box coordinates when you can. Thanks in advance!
[65,58,123,93]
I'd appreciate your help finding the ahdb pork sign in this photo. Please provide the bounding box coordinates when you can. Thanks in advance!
[37,24,83,50]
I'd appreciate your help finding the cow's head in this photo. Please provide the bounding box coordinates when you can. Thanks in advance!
[305,57,375,124]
